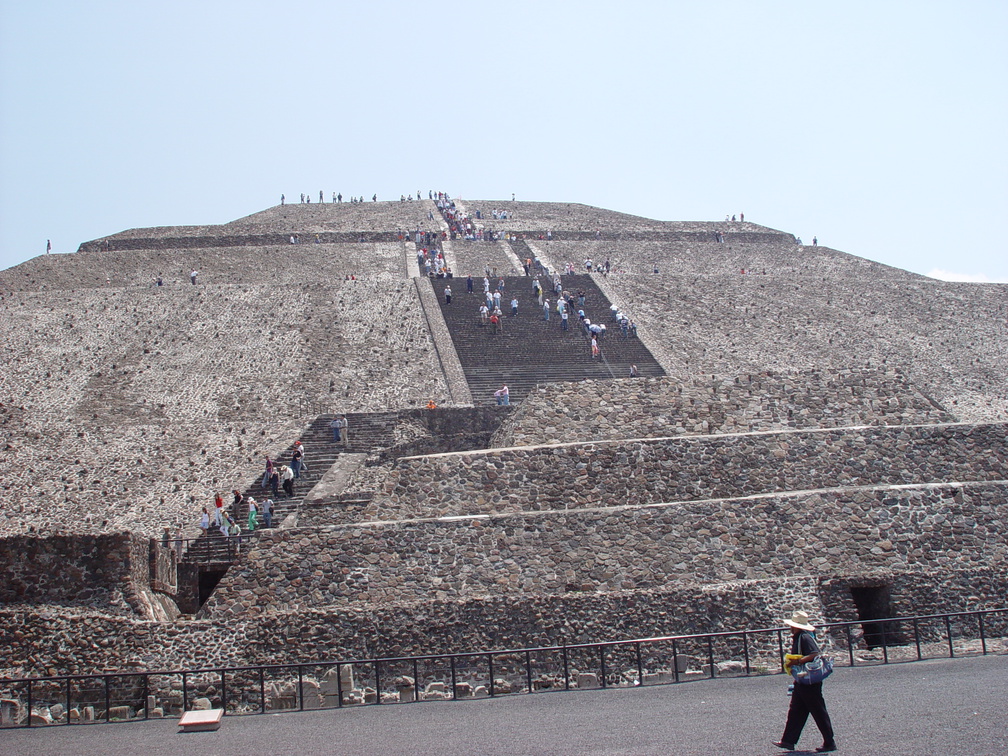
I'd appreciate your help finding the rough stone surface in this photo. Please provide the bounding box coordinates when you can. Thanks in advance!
[0,532,178,619]
[0,199,1005,685]
[492,367,952,447]
[371,423,1007,521]
[2,565,1004,681]
[0,248,449,539]
[200,481,1008,613]
[596,270,1008,424]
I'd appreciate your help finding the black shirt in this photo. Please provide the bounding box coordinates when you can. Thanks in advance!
[791,631,821,657]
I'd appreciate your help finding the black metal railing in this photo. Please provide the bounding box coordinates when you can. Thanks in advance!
[2,607,1004,728]
[175,534,242,565]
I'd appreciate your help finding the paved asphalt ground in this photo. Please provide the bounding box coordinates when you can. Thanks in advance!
[3,654,1005,756]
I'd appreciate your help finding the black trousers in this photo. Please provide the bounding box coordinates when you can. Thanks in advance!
[782,682,834,746]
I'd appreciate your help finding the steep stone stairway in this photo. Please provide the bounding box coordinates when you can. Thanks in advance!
[181,416,351,565]
[179,409,454,565]
[435,275,664,404]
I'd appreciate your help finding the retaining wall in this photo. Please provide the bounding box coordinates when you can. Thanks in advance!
[0,533,178,620]
[492,367,952,447]
[373,423,1008,521]
[201,482,1008,614]
[602,273,1008,425]
[2,564,1005,679]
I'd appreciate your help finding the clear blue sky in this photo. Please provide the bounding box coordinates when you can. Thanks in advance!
[2,1,1006,281]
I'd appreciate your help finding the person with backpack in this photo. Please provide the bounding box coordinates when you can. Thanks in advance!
[774,610,837,752]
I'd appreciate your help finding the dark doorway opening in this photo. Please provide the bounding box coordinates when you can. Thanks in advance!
[198,568,228,608]
[850,584,902,647]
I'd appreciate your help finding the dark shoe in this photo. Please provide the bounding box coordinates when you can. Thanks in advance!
[816,745,838,753]
[772,743,796,751]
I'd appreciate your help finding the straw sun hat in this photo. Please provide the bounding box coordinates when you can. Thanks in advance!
[784,610,816,632]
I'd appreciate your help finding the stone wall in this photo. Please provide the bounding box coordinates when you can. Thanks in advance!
[460,201,792,238]
[2,563,1004,679]
[0,533,176,620]
[220,201,441,235]
[366,406,514,463]
[0,262,449,539]
[598,273,1008,424]
[82,200,441,243]
[373,423,1007,521]
[538,237,912,281]
[148,539,177,595]
[0,579,820,679]
[492,367,952,448]
[200,481,1008,615]
[1,242,406,291]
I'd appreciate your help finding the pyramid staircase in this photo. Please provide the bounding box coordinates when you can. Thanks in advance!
[180,411,416,565]
[434,274,664,404]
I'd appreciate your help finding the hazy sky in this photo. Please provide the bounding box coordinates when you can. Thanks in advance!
[2,1,1006,281]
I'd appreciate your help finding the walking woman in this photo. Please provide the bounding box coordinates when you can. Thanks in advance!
[774,610,837,752]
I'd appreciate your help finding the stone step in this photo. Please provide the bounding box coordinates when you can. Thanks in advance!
[433,274,664,404]
[182,409,410,564]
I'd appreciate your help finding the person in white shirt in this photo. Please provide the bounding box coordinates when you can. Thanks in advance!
[494,385,510,405]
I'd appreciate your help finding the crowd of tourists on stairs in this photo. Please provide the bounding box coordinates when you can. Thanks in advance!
[417,245,453,279]
[433,192,517,243]
[195,435,325,547]
[469,271,639,350]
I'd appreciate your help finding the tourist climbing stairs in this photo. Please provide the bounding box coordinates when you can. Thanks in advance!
[180,412,404,565]
[435,274,664,405]
[180,417,345,564]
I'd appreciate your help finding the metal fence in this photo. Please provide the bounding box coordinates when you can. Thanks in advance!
[2,607,1004,728]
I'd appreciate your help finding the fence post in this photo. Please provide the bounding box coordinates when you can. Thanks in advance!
[182,672,188,711]
[525,650,533,694]
[562,645,570,690]
[68,677,74,725]
[26,679,32,728]
[413,659,420,703]
[298,666,304,711]
[707,636,715,679]
[600,645,607,689]
[777,629,785,673]
[450,656,457,701]
[913,618,922,660]
[880,623,889,664]
[259,668,265,713]
[221,669,227,714]
[672,639,680,684]
[945,615,954,658]
[845,625,854,667]
[104,675,111,722]
[336,664,343,708]
[635,643,644,686]
[979,613,987,655]
[488,655,495,697]
[375,660,382,705]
